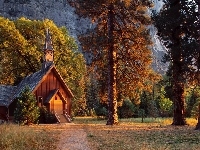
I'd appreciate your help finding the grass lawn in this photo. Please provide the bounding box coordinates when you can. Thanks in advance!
[74,117,200,150]
[0,123,61,150]
[0,117,200,150]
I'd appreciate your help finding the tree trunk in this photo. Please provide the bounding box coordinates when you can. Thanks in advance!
[106,3,118,125]
[172,63,186,125]
[172,81,186,125]
[195,103,200,130]
[171,20,187,125]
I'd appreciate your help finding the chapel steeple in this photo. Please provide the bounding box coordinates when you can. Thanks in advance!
[42,29,54,68]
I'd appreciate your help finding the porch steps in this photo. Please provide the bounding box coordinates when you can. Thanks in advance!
[63,113,72,123]
[58,114,71,123]
[54,111,72,123]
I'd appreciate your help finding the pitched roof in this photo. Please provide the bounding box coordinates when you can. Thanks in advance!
[11,63,53,101]
[45,89,59,103]
[0,63,73,107]
[45,88,67,103]
[0,85,17,106]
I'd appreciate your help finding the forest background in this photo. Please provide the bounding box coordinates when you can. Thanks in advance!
[0,0,200,126]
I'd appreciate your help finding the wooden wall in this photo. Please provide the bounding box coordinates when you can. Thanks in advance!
[34,70,71,115]
[0,106,7,120]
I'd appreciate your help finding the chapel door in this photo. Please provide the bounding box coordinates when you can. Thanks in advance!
[54,99,63,115]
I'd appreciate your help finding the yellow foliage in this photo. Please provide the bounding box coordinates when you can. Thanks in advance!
[0,17,87,111]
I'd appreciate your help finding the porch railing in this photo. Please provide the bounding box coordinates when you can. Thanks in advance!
[54,111,60,123]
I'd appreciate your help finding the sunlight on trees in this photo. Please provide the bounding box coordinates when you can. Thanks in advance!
[0,17,87,113]
[71,0,160,125]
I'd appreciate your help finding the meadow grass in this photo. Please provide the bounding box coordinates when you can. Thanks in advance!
[74,117,200,150]
[0,117,199,150]
[0,123,60,150]
[73,116,198,126]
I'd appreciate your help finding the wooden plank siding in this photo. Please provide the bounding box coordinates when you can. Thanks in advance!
[34,70,71,115]
[0,65,73,122]
[0,106,7,121]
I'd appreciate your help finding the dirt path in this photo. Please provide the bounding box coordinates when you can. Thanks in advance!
[56,124,91,150]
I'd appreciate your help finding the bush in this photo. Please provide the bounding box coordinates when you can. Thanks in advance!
[118,99,136,118]
[158,97,173,117]
[85,108,96,117]
[191,98,200,119]
[94,104,108,118]
[14,87,40,125]
[38,107,57,124]
[186,88,200,117]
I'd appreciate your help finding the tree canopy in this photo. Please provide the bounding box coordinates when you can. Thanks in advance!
[71,0,160,124]
[0,17,87,112]
[153,0,200,125]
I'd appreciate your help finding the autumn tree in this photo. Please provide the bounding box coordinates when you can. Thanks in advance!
[153,0,200,125]
[0,17,28,84]
[70,0,159,124]
[0,17,87,113]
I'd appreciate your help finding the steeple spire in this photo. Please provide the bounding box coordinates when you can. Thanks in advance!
[42,29,54,69]
[43,28,54,51]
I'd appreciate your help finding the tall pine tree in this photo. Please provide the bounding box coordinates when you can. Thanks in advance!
[70,0,159,124]
[153,0,200,125]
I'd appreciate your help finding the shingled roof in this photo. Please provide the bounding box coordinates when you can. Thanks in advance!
[0,63,73,107]
[0,85,17,106]
[11,63,53,102]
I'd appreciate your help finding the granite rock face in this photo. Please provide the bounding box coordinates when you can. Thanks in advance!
[0,0,91,41]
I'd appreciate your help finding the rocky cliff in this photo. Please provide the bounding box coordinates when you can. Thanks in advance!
[0,0,90,40]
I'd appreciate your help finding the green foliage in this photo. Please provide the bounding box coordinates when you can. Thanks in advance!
[14,87,40,125]
[148,100,159,118]
[73,106,87,117]
[94,103,108,117]
[118,99,136,118]
[158,97,173,117]
[185,87,200,117]
[72,98,88,116]
[191,98,200,119]
[138,78,174,118]
[139,91,152,117]
[157,87,173,117]
[137,109,146,118]
[153,0,199,125]
[0,17,28,84]
[85,74,100,109]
